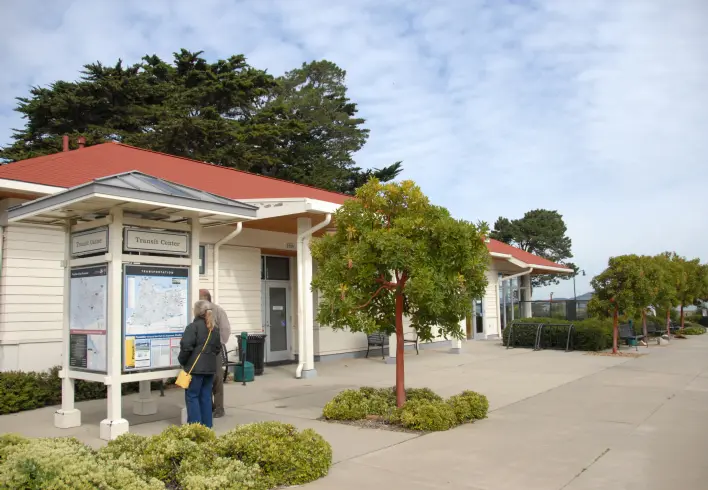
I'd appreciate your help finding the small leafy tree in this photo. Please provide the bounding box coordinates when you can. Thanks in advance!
[674,256,705,330]
[588,255,653,354]
[651,252,681,336]
[311,180,489,407]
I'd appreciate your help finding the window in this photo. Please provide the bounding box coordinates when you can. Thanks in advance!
[262,256,290,281]
[199,245,206,275]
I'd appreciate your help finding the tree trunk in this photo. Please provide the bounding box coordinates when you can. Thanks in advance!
[666,308,671,337]
[642,309,648,347]
[680,304,684,331]
[612,308,619,354]
[395,292,406,408]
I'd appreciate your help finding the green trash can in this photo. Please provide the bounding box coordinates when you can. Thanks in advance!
[234,361,255,382]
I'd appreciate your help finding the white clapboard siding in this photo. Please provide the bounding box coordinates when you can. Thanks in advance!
[0,225,65,353]
[483,270,500,335]
[217,246,261,332]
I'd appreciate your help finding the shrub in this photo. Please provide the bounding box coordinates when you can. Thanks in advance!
[504,317,612,352]
[681,326,706,335]
[0,371,49,414]
[176,452,269,490]
[0,437,163,489]
[0,434,29,461]
[217,421,332,487]
[405,387,443,403]
[399,399,458,431]
[447,391,489,423]
[322,389,369,420]
[699,316,708,327]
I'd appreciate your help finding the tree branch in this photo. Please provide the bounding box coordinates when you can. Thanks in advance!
[355,285,389,309]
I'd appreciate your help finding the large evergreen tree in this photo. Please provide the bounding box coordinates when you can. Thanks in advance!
[0,50,402,194]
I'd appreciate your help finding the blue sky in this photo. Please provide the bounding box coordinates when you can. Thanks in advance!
[1,0,707,300]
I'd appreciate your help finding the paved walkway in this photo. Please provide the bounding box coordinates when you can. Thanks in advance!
[2,336,707,489]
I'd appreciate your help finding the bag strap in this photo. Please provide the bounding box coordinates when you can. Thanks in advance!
[187,327,213,375]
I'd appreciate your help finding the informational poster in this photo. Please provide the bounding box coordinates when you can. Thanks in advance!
[69,265,108,372]
[123,265,190,371]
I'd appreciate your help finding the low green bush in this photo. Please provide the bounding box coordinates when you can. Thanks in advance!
[681,326,706,335]
[216,421,332,487]
[322,389,369,420]
[399,399,458,431]
[405,387,443,403]
[446,391,489,423]
[0,366,175,415]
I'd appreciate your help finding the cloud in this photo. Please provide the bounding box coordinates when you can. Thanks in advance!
[1,0,707,299]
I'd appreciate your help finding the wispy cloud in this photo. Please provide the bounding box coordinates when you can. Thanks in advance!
[1,0,706,298]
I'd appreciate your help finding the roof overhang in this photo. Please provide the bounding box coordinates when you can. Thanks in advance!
[490,252,573,275]
[238,198,341,219]
[7,172,257,228]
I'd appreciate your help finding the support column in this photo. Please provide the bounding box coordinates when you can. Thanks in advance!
[450,319,463,354]
[133,380,157,415]
[297,217,317,379]
[100,208,128,440]
[55,219,81,429]
[386,332,397,364]
[521,274,532,318]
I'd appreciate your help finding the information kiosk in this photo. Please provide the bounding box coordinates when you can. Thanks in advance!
[6,172,257,439]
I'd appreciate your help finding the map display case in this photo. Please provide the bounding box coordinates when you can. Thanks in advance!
[122,265,190,372]
[69,265,108,372]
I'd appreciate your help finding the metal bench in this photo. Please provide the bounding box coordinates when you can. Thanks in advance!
[366,332,419,359]
[618,323,645,351]
[505,322,544,350]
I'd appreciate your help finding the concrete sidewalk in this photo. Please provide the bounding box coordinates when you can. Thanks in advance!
[1,336,707,488]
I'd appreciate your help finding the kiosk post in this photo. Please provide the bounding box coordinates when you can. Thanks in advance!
[54,218,81,429]
[100,207,129,440]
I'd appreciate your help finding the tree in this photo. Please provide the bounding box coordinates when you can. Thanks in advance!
[0,51,402,194]
[650,252,681,336]
[674,256,706,329]
[311,179,489,407]
[489,209,573,290]
[588,255,653,354]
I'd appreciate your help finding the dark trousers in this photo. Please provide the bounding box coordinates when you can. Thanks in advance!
[212,352,224,412]
[185,374,214,428]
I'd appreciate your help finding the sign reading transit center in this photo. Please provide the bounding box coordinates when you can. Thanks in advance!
[71,227,109,257]
[123,265,190,372]
[123,228,190,255]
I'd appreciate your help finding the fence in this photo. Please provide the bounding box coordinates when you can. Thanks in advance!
[507,300,589,324]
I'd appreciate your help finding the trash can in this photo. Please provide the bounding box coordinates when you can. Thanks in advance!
[234,361,255,383]
[238,333,267,375]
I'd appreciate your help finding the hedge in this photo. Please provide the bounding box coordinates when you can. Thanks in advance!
[0,422,332,489]
[503,317,613,351]
[0,366,173,415]
[681,326,706,335]
[322,386,488,431]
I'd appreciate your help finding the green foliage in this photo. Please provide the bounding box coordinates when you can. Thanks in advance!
[405,387,443,403]
[0,437,164,489]
[176,452,268,490]
[503,318,613,351]
[216,422,332,487]
[0,52,401,194]
[311,179,489,342]
[588,255,655,320]
[0,366,172,415]
[0,434,29,462]
[399,399,458,432]
[446,391,489,423]
[321,389,369,421]
[489,210,573,288]
[681,327,706,335]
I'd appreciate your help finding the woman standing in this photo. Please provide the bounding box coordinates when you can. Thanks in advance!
[178,300,221,427]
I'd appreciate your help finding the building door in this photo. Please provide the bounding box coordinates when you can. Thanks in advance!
[474,299,485,340]
[264,281,291,362]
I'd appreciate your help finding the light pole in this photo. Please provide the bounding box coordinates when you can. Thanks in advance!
[573,269,586,301]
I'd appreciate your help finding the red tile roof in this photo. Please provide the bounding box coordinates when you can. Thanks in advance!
[487,238,572,271]
[0,143,569,272]
[0,143,350,204]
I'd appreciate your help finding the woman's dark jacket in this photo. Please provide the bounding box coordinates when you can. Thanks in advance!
[178,317,221,375]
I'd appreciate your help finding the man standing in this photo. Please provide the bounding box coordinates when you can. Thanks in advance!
[199,289,231,418]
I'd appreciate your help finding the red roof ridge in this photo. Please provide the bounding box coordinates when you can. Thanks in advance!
[107,142,352,201]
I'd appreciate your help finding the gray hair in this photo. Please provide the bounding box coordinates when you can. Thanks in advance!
[194,300,215,330]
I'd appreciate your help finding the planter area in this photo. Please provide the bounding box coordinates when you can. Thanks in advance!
[321,387,489,432]
[0,422,332,489]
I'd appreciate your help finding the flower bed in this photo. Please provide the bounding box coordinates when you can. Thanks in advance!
[0,422,332,489]
[322,387,488,432]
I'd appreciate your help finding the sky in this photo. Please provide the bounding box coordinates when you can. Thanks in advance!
[1,0,707,300]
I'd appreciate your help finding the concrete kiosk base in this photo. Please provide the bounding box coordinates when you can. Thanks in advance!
[54,409,81,429]
[133,398,158,416]
[100,418,129,440]
[300,369,318,379]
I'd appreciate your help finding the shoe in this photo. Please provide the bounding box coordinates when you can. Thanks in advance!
[213,409,225,418]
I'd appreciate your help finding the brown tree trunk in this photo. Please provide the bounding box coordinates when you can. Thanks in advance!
[395,291,406,408]
[612,308,619,354]
[642,309,648,348]
[680,304,684,331]
[666,309,671,337]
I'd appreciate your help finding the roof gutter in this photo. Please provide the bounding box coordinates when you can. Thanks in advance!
[500,268,534,282]
[296,213,332,379]
[213,222,243,303]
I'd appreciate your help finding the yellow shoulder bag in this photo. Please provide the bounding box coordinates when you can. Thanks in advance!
[175,328,213,389]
